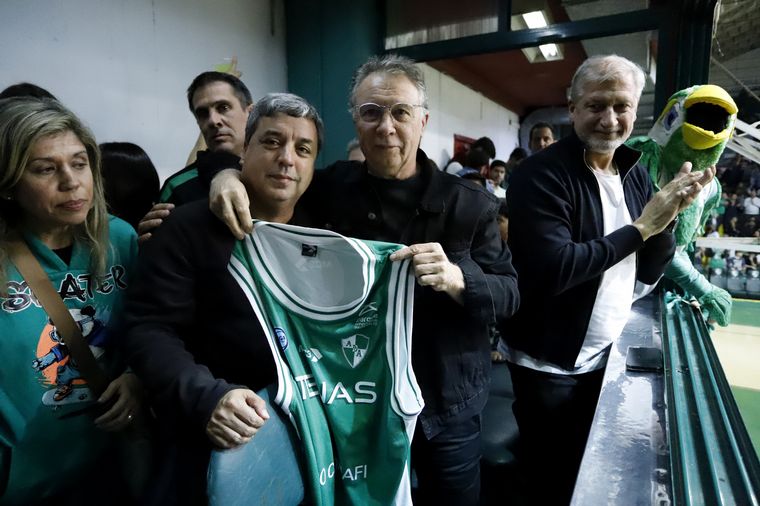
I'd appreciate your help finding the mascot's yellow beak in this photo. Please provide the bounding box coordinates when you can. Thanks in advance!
[683,85,738,150]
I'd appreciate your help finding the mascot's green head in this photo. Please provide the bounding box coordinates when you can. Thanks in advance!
[648,84,737,184]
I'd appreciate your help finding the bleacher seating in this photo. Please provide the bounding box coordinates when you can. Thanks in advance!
[746,270,760,298]
[710,268,728,290]
[726,268,747,297]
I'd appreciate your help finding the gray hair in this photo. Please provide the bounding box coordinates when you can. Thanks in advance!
[349,54,428,109]
[569,54,646,103]
[244,93,324,154]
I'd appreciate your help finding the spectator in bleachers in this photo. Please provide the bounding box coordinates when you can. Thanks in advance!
[708,249,727,270]
[720,156,745,192]
[743,216,758,237]
[704,224,719,238]
[743,189,760,215]
[745,252,759,271]
[725,216,741,237]
[726,250,745,272]
[748,165,760,192]
[713,192,728,230]
[724,193,741,225]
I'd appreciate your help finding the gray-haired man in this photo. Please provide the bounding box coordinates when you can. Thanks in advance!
[503,55,715,504]
[211,54,520,505]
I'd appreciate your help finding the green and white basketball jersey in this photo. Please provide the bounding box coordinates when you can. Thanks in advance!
[229,221,423,506]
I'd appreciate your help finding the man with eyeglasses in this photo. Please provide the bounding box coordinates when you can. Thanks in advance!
[210,54,519,506]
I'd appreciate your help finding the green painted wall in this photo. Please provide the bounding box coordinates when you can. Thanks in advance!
[285,0,383,168]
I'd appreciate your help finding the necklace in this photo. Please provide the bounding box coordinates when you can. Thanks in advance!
[584,153,618,175]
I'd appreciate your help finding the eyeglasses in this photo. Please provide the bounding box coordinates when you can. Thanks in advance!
[354,102,425,124]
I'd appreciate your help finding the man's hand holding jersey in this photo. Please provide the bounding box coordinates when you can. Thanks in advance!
[391,243,465,305]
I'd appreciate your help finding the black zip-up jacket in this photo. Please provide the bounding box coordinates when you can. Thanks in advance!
[301,150,519,438]
[501,132,675,370]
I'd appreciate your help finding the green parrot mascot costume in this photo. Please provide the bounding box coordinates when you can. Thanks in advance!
[627,84,738,326]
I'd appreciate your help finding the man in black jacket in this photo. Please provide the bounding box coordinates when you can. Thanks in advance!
[211,54,519,506]
[124,93,322,504]
[503,54,715,504]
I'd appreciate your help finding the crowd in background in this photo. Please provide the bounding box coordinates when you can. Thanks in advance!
[704,154,760,238]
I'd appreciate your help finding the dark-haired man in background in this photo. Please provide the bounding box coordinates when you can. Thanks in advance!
[528,121,555,153]
[138,71,253,241]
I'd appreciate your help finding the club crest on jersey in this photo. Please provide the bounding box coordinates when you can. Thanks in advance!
[341,334,369,368]
[274,327,288,350]
[353,302,379,329]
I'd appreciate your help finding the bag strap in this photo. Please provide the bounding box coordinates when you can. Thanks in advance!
[7,238,110,396]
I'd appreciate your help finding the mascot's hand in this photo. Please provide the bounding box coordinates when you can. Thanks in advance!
[698,286,732,328]
[664,250,732,327]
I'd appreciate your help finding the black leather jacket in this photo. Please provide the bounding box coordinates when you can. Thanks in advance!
[300,150,519,438]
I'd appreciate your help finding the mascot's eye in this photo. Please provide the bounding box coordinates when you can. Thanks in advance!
[664,107,678,130]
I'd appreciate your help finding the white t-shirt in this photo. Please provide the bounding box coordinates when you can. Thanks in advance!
[506,169,637,375]
[743,196,760,215]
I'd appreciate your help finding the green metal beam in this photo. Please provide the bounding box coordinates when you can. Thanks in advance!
[285,0,383,166]
[390,8,662,62]
[497,0,511,34]
[653,0,717,113]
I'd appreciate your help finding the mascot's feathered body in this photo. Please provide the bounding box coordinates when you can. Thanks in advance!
[627,84,738,326]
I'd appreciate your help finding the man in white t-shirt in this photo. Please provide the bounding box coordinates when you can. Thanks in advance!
[743,189,760,215]
[502,55,715,504]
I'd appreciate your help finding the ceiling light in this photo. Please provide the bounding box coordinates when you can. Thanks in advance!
[522,11,548,29]
[539,43,559,60]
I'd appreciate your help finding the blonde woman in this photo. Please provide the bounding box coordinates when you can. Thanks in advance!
[0,97,142,504]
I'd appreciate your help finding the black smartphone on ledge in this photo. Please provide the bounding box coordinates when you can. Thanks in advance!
[625,346,663,373]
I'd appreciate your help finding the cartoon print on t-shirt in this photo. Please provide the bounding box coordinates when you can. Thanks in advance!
[31,305,108,406]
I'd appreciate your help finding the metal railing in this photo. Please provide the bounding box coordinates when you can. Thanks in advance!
[661,291,760,505]
[573,290,760,504]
